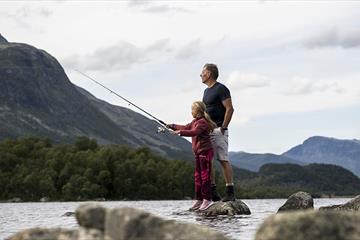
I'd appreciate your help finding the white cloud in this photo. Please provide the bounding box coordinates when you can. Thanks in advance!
[62,39,171,71]
[304,27,360,49]
[175,39,201,60]
[225,71,270,90]
[279,77,345,96]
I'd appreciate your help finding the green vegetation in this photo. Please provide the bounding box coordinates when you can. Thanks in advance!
[0,136,194,201]
[235,163,360,198]
[1,136,359,201]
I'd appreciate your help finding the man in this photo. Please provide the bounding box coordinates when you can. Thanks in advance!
[201,63,235,202]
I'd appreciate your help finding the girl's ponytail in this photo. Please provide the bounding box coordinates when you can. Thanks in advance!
[192,101,217,132]
[204,112,217,132]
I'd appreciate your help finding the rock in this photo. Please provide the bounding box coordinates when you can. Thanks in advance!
[201,199,251,216]
[7,198,22,203]
[8,228,78,240]
[319,195,360,211]
[105,207,229,240]
[75,204,107,232]
[255,210,360,240]
[277,191,313,212]
[40,197,50,202]
[62,212,75,217]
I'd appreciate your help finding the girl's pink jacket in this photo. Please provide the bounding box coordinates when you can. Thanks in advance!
[170,117,213,155]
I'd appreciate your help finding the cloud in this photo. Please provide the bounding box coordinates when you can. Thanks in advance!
[175,39,201,60]
[279,77,344,96]
[62,39,171,71]
[128,0,190,14]
[225,71,270,90]
[304,27,360,49]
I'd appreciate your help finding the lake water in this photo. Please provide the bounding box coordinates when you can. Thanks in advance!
[0,198,351,240]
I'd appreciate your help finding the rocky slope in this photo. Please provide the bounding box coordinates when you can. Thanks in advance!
[0,36,192,159]
[283,136,360,176]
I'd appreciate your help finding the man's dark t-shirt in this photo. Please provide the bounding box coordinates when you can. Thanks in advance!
[202,82,231,127]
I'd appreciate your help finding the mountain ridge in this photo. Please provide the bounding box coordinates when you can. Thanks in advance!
[0,38,192,160]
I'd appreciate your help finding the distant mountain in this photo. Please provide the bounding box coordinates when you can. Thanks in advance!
[0,36,192,160]
[0,34,7,43]
[283,136,360,176]
[258,163,360,196]
[229,151,304,172]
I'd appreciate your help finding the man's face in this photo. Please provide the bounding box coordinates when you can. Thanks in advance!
[200,67,210,83]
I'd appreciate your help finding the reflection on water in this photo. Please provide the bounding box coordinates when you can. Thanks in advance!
[0,198,351,240]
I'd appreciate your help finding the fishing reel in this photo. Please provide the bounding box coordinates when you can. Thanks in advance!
[157,126,166,133]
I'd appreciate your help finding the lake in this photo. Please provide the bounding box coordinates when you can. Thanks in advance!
[0,198,351,240]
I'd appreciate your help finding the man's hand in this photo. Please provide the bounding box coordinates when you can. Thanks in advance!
[220,127,226,135]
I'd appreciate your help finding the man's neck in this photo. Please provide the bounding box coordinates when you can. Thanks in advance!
[205,79,217,88]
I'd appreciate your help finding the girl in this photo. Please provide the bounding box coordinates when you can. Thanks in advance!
[168,101,217,211]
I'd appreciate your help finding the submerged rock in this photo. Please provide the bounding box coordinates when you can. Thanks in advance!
[62,212,75,217]
[277,191,313,212]
[201,199,251,216]
[9,228,78,240]
[255,210,360,240]
[319,195,360,211]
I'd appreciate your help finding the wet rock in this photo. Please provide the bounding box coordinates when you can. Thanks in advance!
[8,228,78,240]
[319,195,360,211]
[255,210,360,240]
[105,207,229,240]
[7,198,22,203]
[277,191,313,212]
[75,204,107,231]
[62,212,75,217]
[201,199,251,216]
[40,197,50,202]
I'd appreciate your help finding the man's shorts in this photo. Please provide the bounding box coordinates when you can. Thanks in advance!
[210,127,229,162]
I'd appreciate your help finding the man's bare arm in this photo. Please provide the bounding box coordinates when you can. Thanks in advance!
[221,98,234,133]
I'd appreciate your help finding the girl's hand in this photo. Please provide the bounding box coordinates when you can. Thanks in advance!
[171,130,181,135]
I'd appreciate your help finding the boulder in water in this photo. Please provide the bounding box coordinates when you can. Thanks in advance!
[9,228,78,240]
[319,195,360,211]
[255,210,360,240]
[201,199,251,216]
[277,191,313,212]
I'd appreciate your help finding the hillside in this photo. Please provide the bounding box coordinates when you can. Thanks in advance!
[256,163,360,196]
[283,136,360,176]
[0,36,192,159]
[229,151,304,172]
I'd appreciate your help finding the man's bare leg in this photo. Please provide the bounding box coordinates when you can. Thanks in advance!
[219,160,235,201]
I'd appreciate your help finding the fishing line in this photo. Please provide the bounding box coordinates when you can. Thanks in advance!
[74,69,169,132]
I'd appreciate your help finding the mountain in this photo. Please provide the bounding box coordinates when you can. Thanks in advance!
[0,36,192,160]
[229,151,305,172]
[283,136,360,176]
[0,34,7,43]
[258,163,360,196]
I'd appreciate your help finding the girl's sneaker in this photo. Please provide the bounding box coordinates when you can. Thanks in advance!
[189,200,203,211]
[199,199,214,211]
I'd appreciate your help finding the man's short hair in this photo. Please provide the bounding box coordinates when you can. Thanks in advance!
[204,63,219,80]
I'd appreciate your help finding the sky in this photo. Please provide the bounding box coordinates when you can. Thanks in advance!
[1,0,360,154]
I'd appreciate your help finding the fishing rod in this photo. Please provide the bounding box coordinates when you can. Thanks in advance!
[74,69,170,133]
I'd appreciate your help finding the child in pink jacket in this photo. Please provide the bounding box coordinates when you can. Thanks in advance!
[168,101,217,211]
